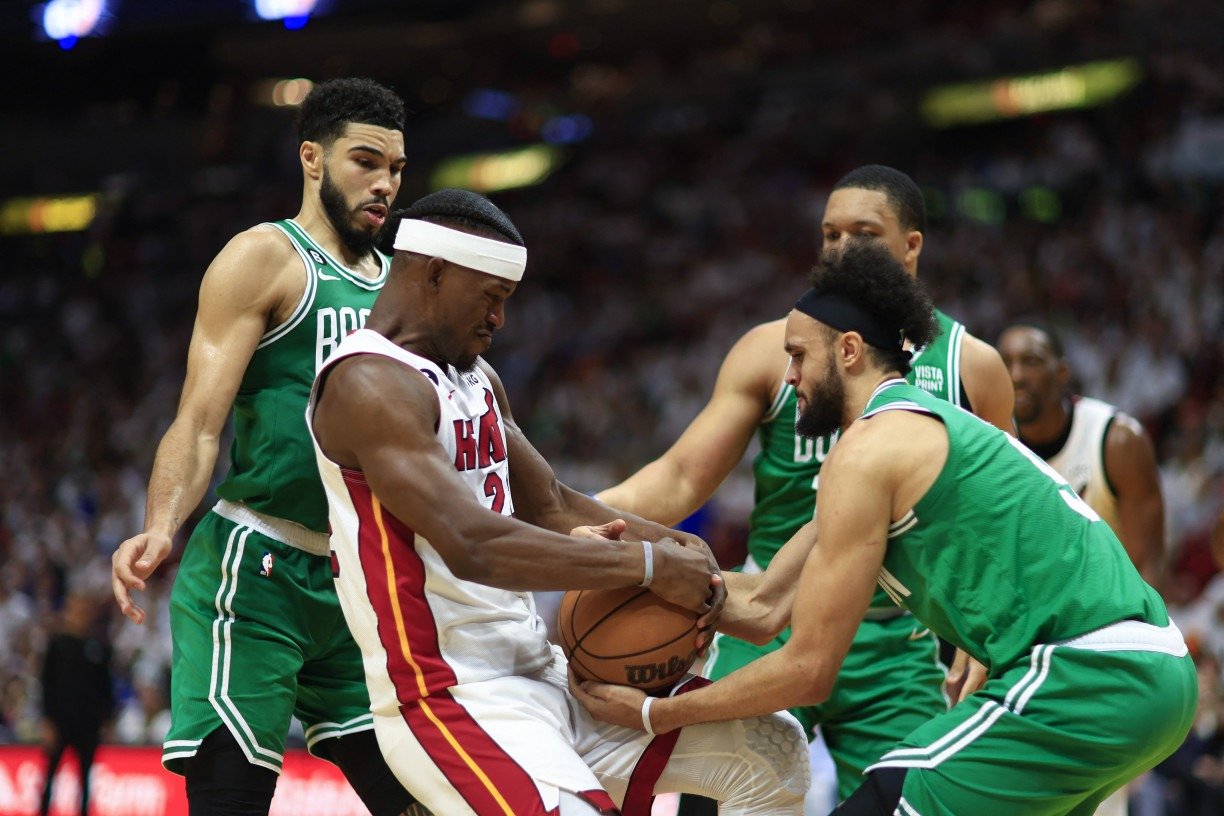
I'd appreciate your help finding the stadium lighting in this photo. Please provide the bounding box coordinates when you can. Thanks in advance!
[0,194,99,235]
[430,146,562,193]
[921,59,1143,128]
[253,0,318,29]
[41,0,107,49]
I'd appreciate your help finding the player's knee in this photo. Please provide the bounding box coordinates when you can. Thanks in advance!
[184,727,277,816]
[830,768,907,816]
[317,730,423,816]
[724,711,810,809]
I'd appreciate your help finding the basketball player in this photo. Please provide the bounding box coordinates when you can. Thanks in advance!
[308,189,810,816]
[597,165,1014,805]
[998,322,1164,575]
[110,79,423,816]
[999,321,1166,816]
[574,240,1197,816]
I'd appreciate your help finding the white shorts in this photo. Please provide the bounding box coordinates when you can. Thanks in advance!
[374,646,808,816]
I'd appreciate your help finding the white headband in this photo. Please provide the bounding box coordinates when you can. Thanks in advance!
[393,219,527,282]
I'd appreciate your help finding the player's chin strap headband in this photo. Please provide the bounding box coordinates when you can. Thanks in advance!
[394,218,527,282]
[794,289,907,356]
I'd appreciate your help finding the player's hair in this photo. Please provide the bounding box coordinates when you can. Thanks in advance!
[806,238,936,376]
[833,164,927,234]
[389,188,525,248]
[1002,318,1066,358]
[295,77,406,146]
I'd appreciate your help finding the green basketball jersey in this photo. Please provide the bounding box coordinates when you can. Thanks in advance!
[747,309,966,571]
[866,380,1168,672]
[214,219,388,532]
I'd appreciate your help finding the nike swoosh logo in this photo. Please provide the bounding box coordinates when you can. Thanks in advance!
[317,269,341,281]
[908,628,931,641]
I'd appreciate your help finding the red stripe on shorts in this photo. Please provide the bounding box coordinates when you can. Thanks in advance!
[344,470,457,700]
[621,676,712,816]
[402,688,550,815]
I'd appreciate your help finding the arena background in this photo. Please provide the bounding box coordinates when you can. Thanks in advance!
[1,1,1222,814]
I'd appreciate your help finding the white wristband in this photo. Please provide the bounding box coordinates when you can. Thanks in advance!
[637,540,654,588]
[641,695,656,736]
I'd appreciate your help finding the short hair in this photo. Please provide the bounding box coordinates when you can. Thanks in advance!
[1001,318,1066,358]
[832,165,927,234]
[378,189,524,255]
[295,77,406,146]
[806,238,936,376]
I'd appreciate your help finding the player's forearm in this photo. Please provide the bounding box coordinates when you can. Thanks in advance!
[597,460,706,526]
[716,572,788,644]
[142,420,223,538]
[442,514,648,591]
[650,645,830,732]
[529,481,689,547]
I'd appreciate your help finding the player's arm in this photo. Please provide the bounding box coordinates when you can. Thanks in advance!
[112,228,299,623]
[480,361,726,624]
[715,519,818,643]
[1104,412,1164,576]
[960,332,1015,434]
[572,423,896,729]
[594,322,783,524]
[314,357,718,613]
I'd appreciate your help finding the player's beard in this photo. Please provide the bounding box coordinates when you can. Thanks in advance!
[795,355,846,440]
[320,166,378,257]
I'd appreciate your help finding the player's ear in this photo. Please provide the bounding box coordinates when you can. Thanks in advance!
[904,230,923,272]
[841,331,865,369]
[300,141,324,181]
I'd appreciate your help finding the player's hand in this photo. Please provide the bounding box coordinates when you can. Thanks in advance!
[567,667,652,732]
[945,648,988,704]
[570,519,628,541]
[112,531,173,624]
[674,535,726,651]
[648,537,719,615]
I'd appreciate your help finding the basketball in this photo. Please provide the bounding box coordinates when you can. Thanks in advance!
[557,585,699,693]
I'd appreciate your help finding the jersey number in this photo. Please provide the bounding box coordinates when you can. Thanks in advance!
[484,473,506,513]
[1005,436,1101,522]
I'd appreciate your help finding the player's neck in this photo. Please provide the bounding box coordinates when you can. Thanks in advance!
[293,202,374,271]
[845,371,902,427]
[1018,398,1072,448]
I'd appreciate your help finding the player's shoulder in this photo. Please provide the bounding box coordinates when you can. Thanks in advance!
[199,223,304,301]
[325,349,439,413]
[714,318,790,398]
[835,405,944,471]
[1104,407,1153,449]
[726,318,788,370]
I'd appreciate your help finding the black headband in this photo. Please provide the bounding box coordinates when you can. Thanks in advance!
[794,289,905,353]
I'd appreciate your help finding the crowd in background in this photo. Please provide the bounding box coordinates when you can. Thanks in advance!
[1,0,1222,811]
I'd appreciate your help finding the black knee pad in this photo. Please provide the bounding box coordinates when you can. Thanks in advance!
[831,767,907,816]
[184,727,278,816]
[676,794,718,815]
[316,729,420,816]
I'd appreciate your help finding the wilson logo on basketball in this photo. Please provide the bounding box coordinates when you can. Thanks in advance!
[624,651,698,686]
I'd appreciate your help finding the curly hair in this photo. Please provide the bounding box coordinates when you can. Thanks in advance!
[806,238,936,376]
[380,189,524,255]
[833,164,927,234]
[295,77,406,146]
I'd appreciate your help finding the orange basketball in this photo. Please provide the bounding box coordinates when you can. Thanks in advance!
[557,586,699,693]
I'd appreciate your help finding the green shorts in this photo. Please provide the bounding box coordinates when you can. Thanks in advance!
[704,612,948,799]
[162,509,374,775]
[868,623,1197,815]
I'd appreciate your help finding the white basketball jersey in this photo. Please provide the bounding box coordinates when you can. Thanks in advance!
[307,328,552,718]
[1047,396,1121,532]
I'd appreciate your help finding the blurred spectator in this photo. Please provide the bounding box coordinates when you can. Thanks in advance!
[38,593,114,816]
